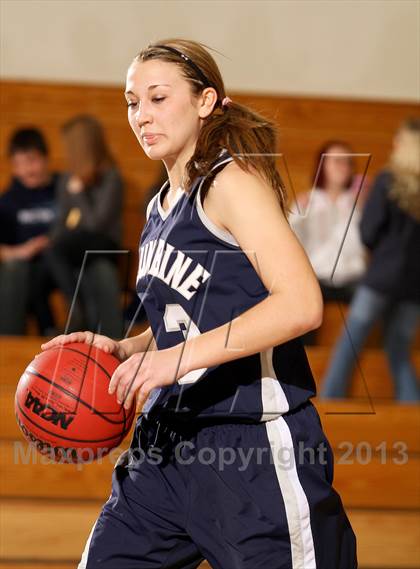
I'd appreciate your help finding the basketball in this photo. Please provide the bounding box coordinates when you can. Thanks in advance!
[15,342,136,463]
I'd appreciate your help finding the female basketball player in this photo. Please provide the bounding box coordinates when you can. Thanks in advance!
[41,39,357,568]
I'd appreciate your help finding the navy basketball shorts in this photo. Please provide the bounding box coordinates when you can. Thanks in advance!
[78,400,357,569]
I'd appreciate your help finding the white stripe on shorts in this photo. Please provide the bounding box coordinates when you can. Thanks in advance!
[77,519,98,569]
[266,416,316,568]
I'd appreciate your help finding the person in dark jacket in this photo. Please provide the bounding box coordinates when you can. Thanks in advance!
[320,117,420,402]
[0,128,59,335]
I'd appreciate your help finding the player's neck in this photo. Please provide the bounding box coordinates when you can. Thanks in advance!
[163,143,196,194]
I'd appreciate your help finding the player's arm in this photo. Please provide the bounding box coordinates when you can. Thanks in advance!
[177,163,323,375]
[118,327,157,358]
[41,326,157,360]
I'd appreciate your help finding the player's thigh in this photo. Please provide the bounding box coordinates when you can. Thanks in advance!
[78,451,204,569]
[187,406,356,569]
[186,422,294,568]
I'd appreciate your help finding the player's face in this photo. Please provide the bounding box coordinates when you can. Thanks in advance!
[323,144,354,189]
[11,150,50,189]
[125,60,202,160]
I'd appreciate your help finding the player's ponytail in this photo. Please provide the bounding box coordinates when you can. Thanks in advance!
[135,38,289,216]
[194,96,289,215]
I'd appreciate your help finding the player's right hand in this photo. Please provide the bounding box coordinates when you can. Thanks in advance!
[40,332,128,361]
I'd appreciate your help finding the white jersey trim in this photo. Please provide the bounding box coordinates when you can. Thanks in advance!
[145,190,162,221]
[195,157,240,248]
[260,347,289,421]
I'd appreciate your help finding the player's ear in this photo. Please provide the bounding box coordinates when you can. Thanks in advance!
[197,87,218,119]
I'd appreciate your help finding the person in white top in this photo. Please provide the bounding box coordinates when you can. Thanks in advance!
[288,141,368,343]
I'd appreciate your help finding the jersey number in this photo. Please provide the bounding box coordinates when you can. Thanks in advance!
[163,304,208,385]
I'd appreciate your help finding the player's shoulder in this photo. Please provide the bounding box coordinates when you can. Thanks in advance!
[204,158,280,232]
[215,157,261,181]
[212,158,271,199]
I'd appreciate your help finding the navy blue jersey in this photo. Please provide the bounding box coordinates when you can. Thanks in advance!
[136,150,316,424]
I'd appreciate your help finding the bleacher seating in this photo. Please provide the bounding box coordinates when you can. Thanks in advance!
[1,81,419,568]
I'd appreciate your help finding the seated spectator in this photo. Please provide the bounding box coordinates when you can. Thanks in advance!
[46,115,124,337]
[288,140,368,344]
[0,128,59,335]
[320,118,420,402]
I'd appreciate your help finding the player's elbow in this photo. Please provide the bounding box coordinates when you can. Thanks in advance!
[296,309,323,337]
[306,305,323,332]
[294,288,324,335]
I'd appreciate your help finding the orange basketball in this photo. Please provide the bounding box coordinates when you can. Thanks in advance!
[15,342,136,464]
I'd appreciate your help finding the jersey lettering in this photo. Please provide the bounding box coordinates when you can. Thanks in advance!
[138,238,210,300]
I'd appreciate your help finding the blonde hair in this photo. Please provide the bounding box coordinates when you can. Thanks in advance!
[387,118,420,221]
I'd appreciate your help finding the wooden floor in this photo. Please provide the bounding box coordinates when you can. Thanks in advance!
[1,337,419,568]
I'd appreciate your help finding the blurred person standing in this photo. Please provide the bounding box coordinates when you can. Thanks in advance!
[320,118,420,402]
[289,141,368,344]
[46,115,124,337]
[0,128,59,335]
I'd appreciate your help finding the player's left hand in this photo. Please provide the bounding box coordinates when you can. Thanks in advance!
[108,345,185,413]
